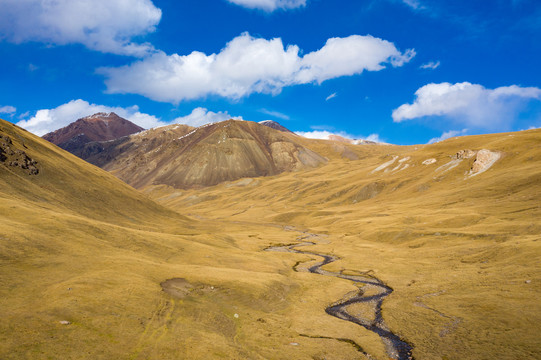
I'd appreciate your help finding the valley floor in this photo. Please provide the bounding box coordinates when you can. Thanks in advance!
[1,121,540,359]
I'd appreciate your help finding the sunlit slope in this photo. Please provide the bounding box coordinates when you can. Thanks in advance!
[78,123,195,167]
[148,128,541,360]
[157,128,540,231]
[1,119,376,360]
[0,118,185,227]
[91,120,326,189]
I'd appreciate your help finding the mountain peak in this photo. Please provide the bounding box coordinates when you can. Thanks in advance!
[83,119,325,189]
[42,113,144,151]
[258,120,293,133]
[86,112,119,121]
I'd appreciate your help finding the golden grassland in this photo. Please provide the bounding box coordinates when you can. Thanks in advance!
[147,128,541,359]
[1,118,540,359]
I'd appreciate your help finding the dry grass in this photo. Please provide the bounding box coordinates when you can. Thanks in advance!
[1,118,540,359]
[147,128,541,359]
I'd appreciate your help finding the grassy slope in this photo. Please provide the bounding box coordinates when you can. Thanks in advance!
[99,120,325,189]
[147,128,541,359]
[1,119,378,359]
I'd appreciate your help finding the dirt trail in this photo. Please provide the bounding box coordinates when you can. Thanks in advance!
[266,232,414,360]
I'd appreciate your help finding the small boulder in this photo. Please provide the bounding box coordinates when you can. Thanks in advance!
[422,158,437,165]
[453,149,477,159]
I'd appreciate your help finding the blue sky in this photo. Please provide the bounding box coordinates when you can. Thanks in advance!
[0,0,540,144]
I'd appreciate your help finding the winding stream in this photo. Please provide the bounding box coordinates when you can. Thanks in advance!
[266,232,414,360]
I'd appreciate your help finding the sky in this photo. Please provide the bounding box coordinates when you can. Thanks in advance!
[0,0,540,145]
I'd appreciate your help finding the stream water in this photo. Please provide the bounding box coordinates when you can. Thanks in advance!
[266,232,414,360]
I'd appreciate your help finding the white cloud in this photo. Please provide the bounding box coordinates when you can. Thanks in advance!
[326,92,338,101]
[402,0,422,9]
[296,130,352,140]
[99,32,415,103]
[16,99,163,136]
[427,129,468,144]
[0,0,161,56]
[259,108,290,120]
[296,130,382,143]
[0,105,16,114]
[419,61,440,70]
[172,107,243,127]
[296,36,415,84]
[364,133,383,143]
[226,0,306,12]
[392,82,541,130]
[18,111,30,119]
[16,100,243,136]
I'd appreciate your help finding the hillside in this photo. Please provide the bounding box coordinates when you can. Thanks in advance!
[75,122,195,167]
[42,112,144,153]
[1,118,376,360]
[259,120,294,133]
[0,118,177,226]
[146,128,541,360]
[85,120,326,189]
[2,116,540,360]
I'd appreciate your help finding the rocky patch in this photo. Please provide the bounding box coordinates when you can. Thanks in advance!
[468,149,501,177]
[0,135,39,175]
[453,149,476,159]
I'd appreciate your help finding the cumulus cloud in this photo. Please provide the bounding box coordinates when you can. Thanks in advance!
[364,133,384,143]
[172,107,243,127]
[226,0,306,12]
[419,61,440,70]
[0,105,16,114]
[392,82,541,130]
[296,130,382,143]
[99,32,415,103]
[0,0,161,56]
[296,130,353,140]
[427,129,468,144]
[16,99,163,136]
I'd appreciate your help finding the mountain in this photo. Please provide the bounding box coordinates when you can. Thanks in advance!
[146,128,541,360]
[0,117,302,359]
[2,116,540,360]
[0,117,367,360]
[0,118,182,226]
[82,120,326,189]
[42,112,144,152]
[74,122,195,166]
[258,120,294,133]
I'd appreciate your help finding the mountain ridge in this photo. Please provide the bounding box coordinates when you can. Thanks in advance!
[42,112,144,152]
[82,119,327,189]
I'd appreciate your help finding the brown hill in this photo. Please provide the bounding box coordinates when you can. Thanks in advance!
[147,128,541,360]
[0,118,188,228]
[85,120,326,189]
[258,120,294,133]
[42,112,144,152]
[74,123,195,166]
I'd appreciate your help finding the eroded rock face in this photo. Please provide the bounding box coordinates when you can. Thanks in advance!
[469,149,501,177]
[453,149,477,160]
[0,135,39,175]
